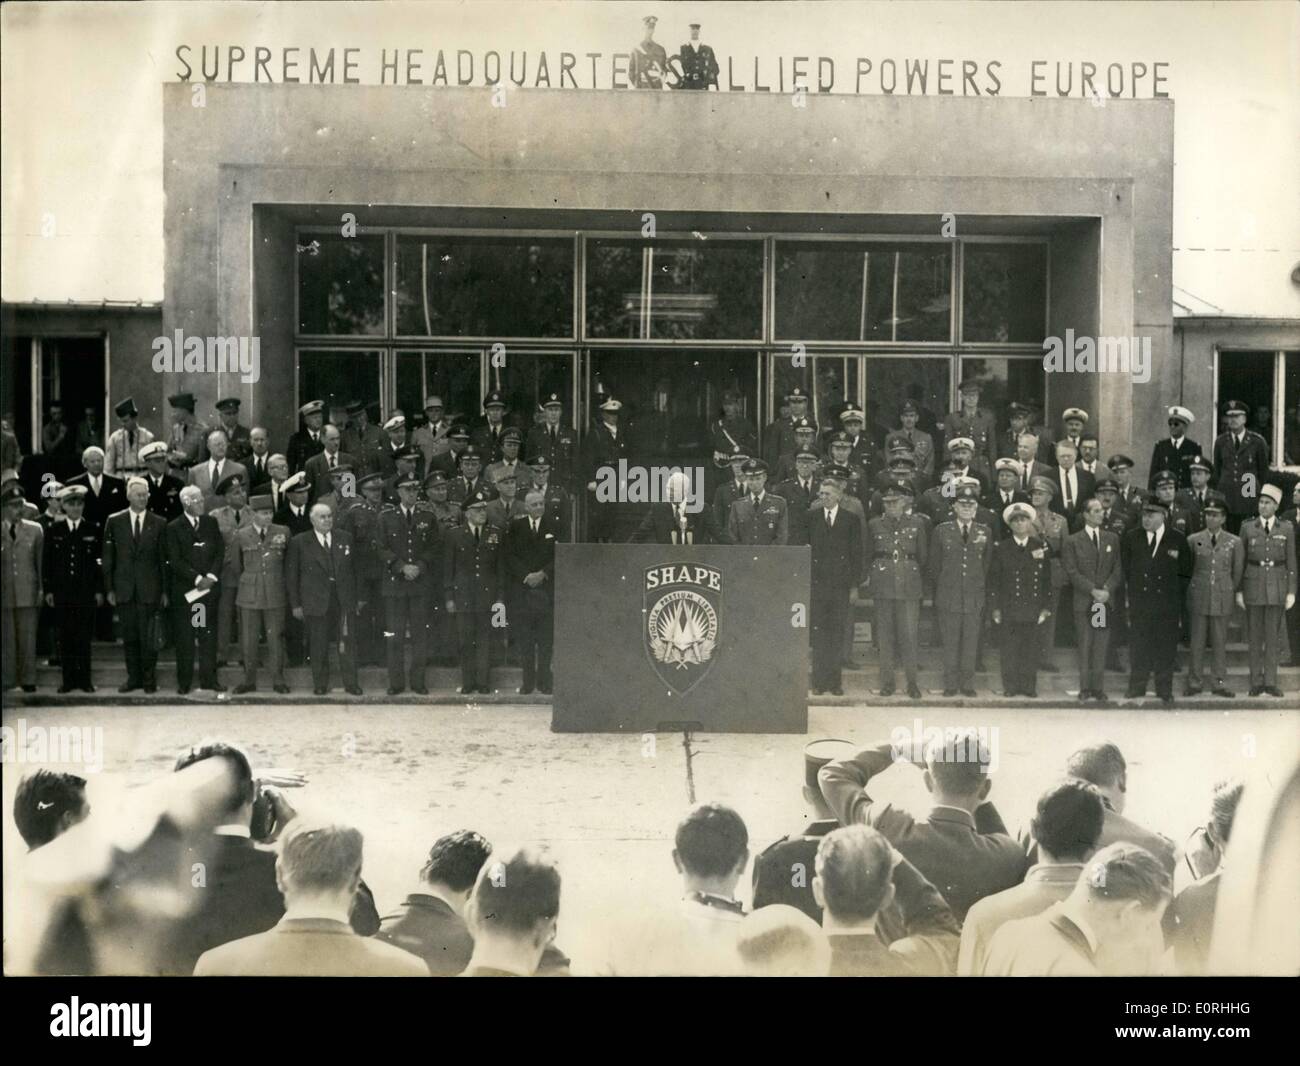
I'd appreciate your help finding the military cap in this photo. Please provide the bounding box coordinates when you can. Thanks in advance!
[1029,476,1057,498]
[495,469,518,483]
[1188,456,1212,474]
[995,457,1025,477]
[786,387,810,402]
[459,445,483,462]
[828,431,852,446]
[880,482,910,501]
[900,400,919,416]
[449,423,472,440]
[282,472,310,494]
[501,427,523,444]
[139,441,168,461]
[395,472,421,490]
[1007,401,1031,417]
[1222,399,1248,415]
[886,455,917,470]
[1142,496,1168,514]
[741,458,768,475]
[1260,483,1283,505]
[689,21,701,29]
[794,448,820,462]
[528,454,551,469]
[126,476,149,493]
[958,379,983,394]
[388,445,416,463]
[947,436,975,452]
[215,397,241,412]
[215,473,246,496]
[1167,405,1194,424]
[1062,407,1089,423]
[1094,474,1119,492]
[839,405,865,423]
[299,400,325,418]
[1201,494,1227,514]
[822,464,852,480]
[793,417,817,433]
[327,461,354,477]
[542,392,564,408]
[358,472,385,491]
[383,414,407,432]
[953,476,982,491]
[461,490,492,511]
[249,494,274,511]
[114,397,138,419]
[345,399,367,415]
[728,447,750,461]
[1107,454,1135,470]
[56,484,88,502]
[422,470,449,486]
[598,397,623,412]
[2,485,26,504]
[483,390,506,409]
[1153,469,1178,488]
[423,395,444,410]
[1003,502,1036,523]
[952,483,981,503]
[168,392,196,412]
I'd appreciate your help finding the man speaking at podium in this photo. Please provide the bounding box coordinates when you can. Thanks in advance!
[632,470,718,545]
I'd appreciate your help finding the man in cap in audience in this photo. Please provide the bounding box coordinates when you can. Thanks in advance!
[166,392,208,478]
[929,482,992,696]
[304,423,358,501]
[213,397,252,466]
[1212,399,1271,535]
[230,493,291,694]
[376,472,441,695]
[1153,468,1198,536]
[988,501,1053,697]
[286,502,364,696]
[1176,455,1215,519]
[484,469,527,528]
[472,390,512,463]
[209,473,252,666]
[1185,493,1242,697]
[727,459,788,545]
[1062,495,1123,702]
[525,392,575,490]
[102,477,167,692]
[866,482,927,698]
[582,395,629,542]
[1057,406,1089,456]
[986,458,1029,537]
[3,484,45,692]
[1000,402,1049,464]
[1150,405,1202,490]
[286,399,327,475]
[888,400,935,482]
[447,444,489,505]
[772,418,819,483]
[1238,482,1295,696]
[944,380,997,473]
[944,435,987,495]
[430,422,472,478]
[1121,496,1192,703]
[104,397,155,478]
[418,470,461,530]
[412,395,452,471]
[773,447,821,545]
[445,490,505,695]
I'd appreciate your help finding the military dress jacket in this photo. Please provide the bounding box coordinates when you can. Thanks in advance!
[1185,529,1244,617]
[231,522,291,611]
[1238,517,1297,605]
[866,514,928,600]
[929,520,992,614]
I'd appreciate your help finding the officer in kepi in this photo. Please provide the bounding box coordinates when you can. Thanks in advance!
[230,494,291,695]
[1237,483,1296,697]
[43,484,102,693]
[866,482,927,699]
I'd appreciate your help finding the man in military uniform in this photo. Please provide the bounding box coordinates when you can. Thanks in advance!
[763,386,813,468]
[1149,406,1202,491]
[104,397,155,479]
[485,470,529,528]
[1185,495,1243,698]
[42,485,100,692]
[165,392,208,479]
[209,473,252,666]
[140,441,185,521]
[999,403,1050,464]
[808,477,862,696]
[1153,469,1199,536]
[986,458,1029,537]
[486,428,535,494]
[525,393,576,490]
[834,405,874,481]
[988,502,1053,698]
[711,391,759,476]
[726,459,789,545]
[886,401,935,484]
[773,418,820,482]
[1062,497,1123,702]
[472,390,512,463]
[1176,456,1215,523]
[711,449,751,533]
[866,454,921,516]
[945,436,989,495]
[527,455,571,541]
[339,471,387,667]
[445,490,505,695]
[824,432,869,503]
[866,483,927,698]
[213,397,253,466]
[342,400,386,475]
[582,397,629,543]
[418,470,462,529]
[413,395,453,472]
[629,14,669,89]
[1108,454,1144,512]
[447,444,491,505]
[430,423,473,478]
[286,400,327,476]
[1094,473,1134,671]
[1237,483,1296,697]
[383,445,424,505]
[774,448,821,545]
[1213,399,1272,535]
[1121,497,1192,704]
[677,21,719,89]
[230,494,291,694]
[1028,476,1070,672]
[944,380,997,474]
[1057,407,1089,456]
[314,462,363,520]
[3,486,44,692]
[929,483,992,696]
[280,472,313,666]
[505,489,559,695]
[376,473,441,695]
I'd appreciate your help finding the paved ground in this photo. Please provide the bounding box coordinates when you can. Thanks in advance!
[3,700,1297,973]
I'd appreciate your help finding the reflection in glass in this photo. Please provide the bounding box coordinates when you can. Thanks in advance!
[770,355,856,434]
[962,243,1048,343]
[297,234,386,336]
[394,351,482,429]
[297,350,384,416]
[487,352,575,434]
[863,358,949,447]
[958,357,1047,441]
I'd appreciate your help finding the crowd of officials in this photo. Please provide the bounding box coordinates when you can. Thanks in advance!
[2,382,1297,700]
[8,732,1256,976]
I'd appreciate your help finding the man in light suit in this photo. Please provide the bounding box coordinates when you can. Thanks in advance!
[286,503,364,696]
[188,428,248,512]
[102,478,168,692]
[1061,497,1123,702]
[165,485,225,696]
[231,495,291,694]
[1185,495,1244,697]
[2,485,44,691]
[726,459,788,545]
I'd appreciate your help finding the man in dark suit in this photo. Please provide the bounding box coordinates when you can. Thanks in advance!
[1212,399,1271,535]
[286,400,326,475]
[505,490,558,695]
[67,446,128,528]
[1049,440,1095,529]
[445,491,505,694]
[1149,405,1203,490]
[375,474,440,695]
[808,477,862,696]
[165,486,224,695]
[1061,497,1123,702]
[102,478,168,692]
[631,469,716,544]
[43,486,102,693]
[581,397,630,542]
[286,503,364,696]
[1122,497,1192,702]
[303,424,358,501]
[988,502,1053,698]
[278,472,314,667]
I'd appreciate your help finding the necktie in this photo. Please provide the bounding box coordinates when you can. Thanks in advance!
[1264,521,1271,535]
[329,454,336,469]
[531,519,538,535]
[133,514,141,542]
[235,510,241,526]
[259,527,266,544]
[1064,473,1073,509]
[324,534,331,551]
[1090,530,1098,551]
[962,525,969,544]
[213,462,222,485]
[1211,533,1217,548]
[474,526,480,545]
[826,511,833,529]
[8,523,14,542]
[128,430,135,449]
[1149,532,1157,557]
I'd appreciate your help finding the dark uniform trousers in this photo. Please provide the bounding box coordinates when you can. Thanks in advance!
[866,515,927,690]
[46,521,101,688]
[877,599,921,688]
[988,537,1051,696]
[385,595,430,688]
[930,522,992,692]
[446,524,505,691]
[1122,527,1191,698]
[376,506,441,690]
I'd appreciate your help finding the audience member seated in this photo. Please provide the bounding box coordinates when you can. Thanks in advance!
[462,847,563,977]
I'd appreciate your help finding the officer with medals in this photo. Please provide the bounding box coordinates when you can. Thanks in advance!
[486,427,535,494]
[286,399,327,476]
[1185,494,1243,698]
[1175,456,1215,527]
[1237,483,1296,697]
[1107,454,1144,512]
[629,14,670,89]
[339,471,387,668]
[1149,405,1202,491]
[773,418,819,482]
[988,502,1053,698]
[773,448,821,545]
[140,441,185,521]
[1212,399,1271,535]
[866,482,927,699]
[230,494,291,695]
[581,396,628,543]
[943,380,997,474]
[824,432,868,505]
[43,485,101,693]
[763,386,813,468]
[711,448,752,534]
[727,459,789,545]
[209,472,253,667]
[1153,469,1198,535]
[677,22,719,90]
[1027,476,1069,673]
[886,400,935,484]
[834,405,874,482]
[418,470,463,530]
[445,490,505,695]
[376,472,441,695]
[527,455,571,542]
[526,393,576,490]
[929,481,992,696]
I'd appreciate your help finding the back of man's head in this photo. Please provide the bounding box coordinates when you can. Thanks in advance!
[1066,742,1126,792]
[1209,779,1245,845]
[674,803,749,879]
[925,730,992,798]
[737,904,831,977]
[277,820,364,899]
[421,829,492,893]
[1031,779,1106,863]
[174,739,254,817]
[814,825,893,924]
[1079,842,1172,911]
[14,769,88,850]
[469,847,561,939]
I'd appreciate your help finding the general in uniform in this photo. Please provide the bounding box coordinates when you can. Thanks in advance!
[209,473,252,666]
[773,448,820,545]
[1149,406,1203,491]
[1027,477,1070,672]
[1212,399,1271,535]
[582,398,630,542]
[2,486,45,691]
[286,400,328,476]
[525,393,576,490]
[485,428,535,494]
[929,483,992,696]
[104,397,155,479]
[943,380,997,473]
[165,391,209,479]
[43,485,102,692]
[527,456,572,542]
[1121,498,1192,703]
[1238,483,1296,696]
[445,491,505,695]
[342,400,388,475]
[711,391,759,475]
[762,386,812,468]
[214,397,253,466]
[866,483,927,698]
[230,495,291,694]
[726,459,788,545]
[1185,496,1243,697]
[140,441,185,521]
[1061,498,1123,702]
[341,472,389,666]
[987,503,1053,698]
[629,15,670,88]
[376,473,441,695]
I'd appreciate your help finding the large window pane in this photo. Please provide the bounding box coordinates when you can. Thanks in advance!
[394,235,574,338]
[488,352,575,434]
[961,242,1048,343]
[297,234,385,336]
[394,351,482,429]
[1284,351,1300,465]
[863,358,949,449]
[585,239,763,340]
[775,241,952,342]
[957,356,1047,449]
[297,350,384,421]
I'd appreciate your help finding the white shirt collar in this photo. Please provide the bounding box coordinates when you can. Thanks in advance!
[825,505,838,523]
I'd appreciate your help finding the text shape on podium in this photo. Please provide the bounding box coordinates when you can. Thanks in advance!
[552,544,810,733]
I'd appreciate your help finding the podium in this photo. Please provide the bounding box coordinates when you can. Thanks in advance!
[551,544,810,733]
